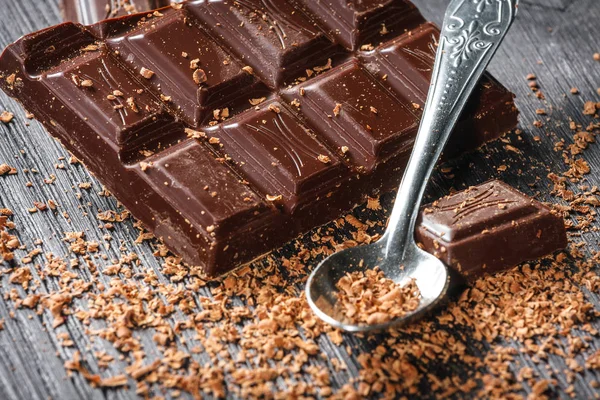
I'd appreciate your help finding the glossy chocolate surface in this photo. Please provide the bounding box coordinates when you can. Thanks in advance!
[416,181,568,280]
[0,1,519,276]
[207,99,349,213]
[291,0,424,50]
[187,0,339,88]
[282,59,420,172]
[106,8,257,126]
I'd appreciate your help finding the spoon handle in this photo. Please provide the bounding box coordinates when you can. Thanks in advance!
[384,0,518,253]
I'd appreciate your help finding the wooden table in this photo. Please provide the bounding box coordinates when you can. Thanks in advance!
[0,0,599,398]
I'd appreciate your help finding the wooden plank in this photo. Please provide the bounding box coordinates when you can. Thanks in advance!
[522,0,576,11]
[0,0,599,399]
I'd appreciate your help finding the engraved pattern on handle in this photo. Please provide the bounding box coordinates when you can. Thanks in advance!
[436,0,517,112]
[384,0,518,254]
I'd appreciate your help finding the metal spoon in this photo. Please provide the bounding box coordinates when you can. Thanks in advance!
[306,0,519,333]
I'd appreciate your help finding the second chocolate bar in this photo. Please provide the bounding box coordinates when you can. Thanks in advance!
[0,1,519,276]
[417,181,567,281]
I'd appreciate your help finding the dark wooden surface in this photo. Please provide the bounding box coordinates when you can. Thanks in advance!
[1,0,600,399]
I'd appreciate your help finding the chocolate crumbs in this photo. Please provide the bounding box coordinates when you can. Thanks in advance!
[0,111,14,123]
[139,67,155,79]
[333,103,342,116]
[192,68,207,85]
[335,268,421,325]
[317,154,331,163]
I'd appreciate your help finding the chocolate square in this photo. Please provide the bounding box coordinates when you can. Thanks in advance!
[207,99,350,212]
[283,59,420,172]
[106,8,257,127]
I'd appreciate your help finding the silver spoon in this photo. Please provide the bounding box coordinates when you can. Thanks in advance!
[306,0,519,333]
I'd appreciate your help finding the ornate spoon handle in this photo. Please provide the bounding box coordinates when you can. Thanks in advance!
[384,0,519,253]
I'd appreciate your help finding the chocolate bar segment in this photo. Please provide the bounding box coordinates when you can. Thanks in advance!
[41,47,183,163]
[206,99,350,213]
[416,181,568,280]
[142,139,277,235]
[292,0,425,50]
[4,24,184,164]
[283,59,419,172]
[362,22,437,106]
[0,2,520,276]
[105,7,257,126]
[186,0,339,88]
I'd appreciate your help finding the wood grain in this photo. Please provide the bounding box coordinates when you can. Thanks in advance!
[1,0,600,399]
[521,0,576,11]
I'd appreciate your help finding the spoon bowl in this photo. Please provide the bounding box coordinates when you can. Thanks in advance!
[306,239,450,333]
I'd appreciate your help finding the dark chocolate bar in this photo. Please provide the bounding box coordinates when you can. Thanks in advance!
[0,1,519,276]
[416,181,567,280]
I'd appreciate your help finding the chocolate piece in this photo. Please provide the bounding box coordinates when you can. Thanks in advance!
[142,139,282,268]
[282,59,420,172]
[416,181,568,281]
[0,1,519,276]
[187,0,340,88]
[105,7,259,126]
[206,99,349,213]
[291,0,424,50]
[43,48,184,163]
[61,0,171,24]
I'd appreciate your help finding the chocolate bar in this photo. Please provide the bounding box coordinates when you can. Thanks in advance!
[0,1,519,276]
[416,181,567,281]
